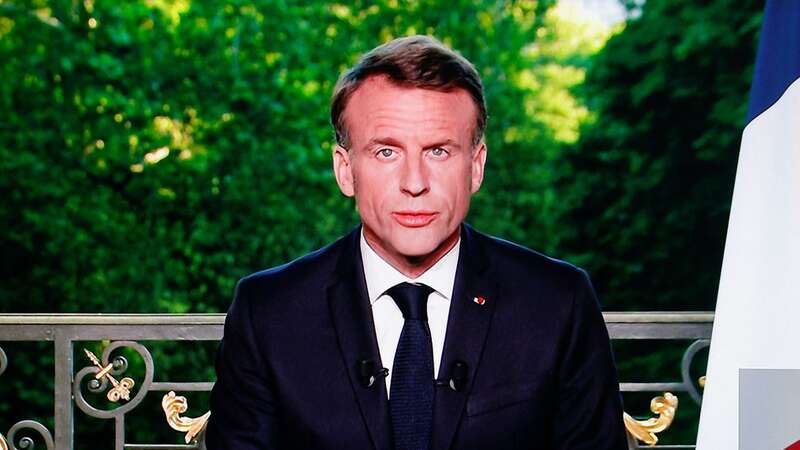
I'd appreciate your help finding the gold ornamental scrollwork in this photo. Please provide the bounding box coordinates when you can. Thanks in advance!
[83,348,135,402]
[162,391,211,444]
[623,392,678,446]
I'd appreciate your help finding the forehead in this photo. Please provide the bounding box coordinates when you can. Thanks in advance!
[343,76,477,146]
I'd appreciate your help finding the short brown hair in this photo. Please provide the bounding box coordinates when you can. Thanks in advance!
[331,35,487,149]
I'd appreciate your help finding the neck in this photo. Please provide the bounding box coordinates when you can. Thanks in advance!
[363,226,460,279]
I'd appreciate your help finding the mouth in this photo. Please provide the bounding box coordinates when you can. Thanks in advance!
[391,211,438,228]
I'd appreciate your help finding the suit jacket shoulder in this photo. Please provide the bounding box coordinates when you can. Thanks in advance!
[474,230,589,284]
[468,227,598,321]
[239,233,345,293]
[233,230,354,324]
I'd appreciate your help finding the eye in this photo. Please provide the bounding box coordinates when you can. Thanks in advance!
[377,148,396,159]
[429,147,449,158]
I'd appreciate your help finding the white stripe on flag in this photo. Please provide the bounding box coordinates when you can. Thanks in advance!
[696,76,800,449]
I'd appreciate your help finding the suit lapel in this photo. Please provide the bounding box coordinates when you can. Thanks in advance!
[432,223,497,450]
[326,227,392,450]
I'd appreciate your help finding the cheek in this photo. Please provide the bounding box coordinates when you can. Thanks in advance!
[441,166,473,207]
[353,170,392,213]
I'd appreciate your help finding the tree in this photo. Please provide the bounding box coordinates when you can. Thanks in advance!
[560,0,763,311]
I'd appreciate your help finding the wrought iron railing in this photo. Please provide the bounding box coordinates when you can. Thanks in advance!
[0,312,712,450]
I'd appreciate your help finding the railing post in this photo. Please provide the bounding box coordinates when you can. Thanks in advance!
[54,331,73,450]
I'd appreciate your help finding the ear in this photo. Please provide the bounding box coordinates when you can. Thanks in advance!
[333,144,355,197]
[470,141,487,194]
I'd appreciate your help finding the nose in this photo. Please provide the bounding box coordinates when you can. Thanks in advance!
[399,151,429,197]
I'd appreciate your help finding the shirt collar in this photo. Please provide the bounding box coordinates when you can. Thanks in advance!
[360,227,461,305]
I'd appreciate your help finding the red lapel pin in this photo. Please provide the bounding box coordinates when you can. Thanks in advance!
[473,296,486,306]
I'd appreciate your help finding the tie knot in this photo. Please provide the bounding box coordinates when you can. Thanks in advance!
[385,282,434,320]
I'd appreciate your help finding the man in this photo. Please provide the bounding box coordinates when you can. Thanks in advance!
[205,35,627,450]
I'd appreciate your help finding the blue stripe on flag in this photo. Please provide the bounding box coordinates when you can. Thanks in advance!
[746,0,800,124]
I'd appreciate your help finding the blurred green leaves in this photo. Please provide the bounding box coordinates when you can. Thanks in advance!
[1,0,590,317]
[0,0,760,315]
[557,0,762,311]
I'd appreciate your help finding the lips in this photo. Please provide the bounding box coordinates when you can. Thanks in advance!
[392,211,438,227]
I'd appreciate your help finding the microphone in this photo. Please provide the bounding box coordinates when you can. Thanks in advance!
[436,360,469,392]
[358,359,389,388]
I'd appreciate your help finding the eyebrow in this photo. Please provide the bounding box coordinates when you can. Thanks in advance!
[366,137,404,148]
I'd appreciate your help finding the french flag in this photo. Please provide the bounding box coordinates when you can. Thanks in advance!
[696,1,800,449]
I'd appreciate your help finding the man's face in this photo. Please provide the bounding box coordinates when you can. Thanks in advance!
[333,76,487,264]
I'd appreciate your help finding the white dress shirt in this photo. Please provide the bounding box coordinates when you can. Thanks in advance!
[360,228,460,397]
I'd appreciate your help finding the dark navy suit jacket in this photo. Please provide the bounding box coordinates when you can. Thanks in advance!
[205,224,627,449]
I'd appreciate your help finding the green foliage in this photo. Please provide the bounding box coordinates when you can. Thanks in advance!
[470,2,612,251]
[559,0,763,311]
[1,0,610,317]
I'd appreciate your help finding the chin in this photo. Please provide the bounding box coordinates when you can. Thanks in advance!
[391,229,451,258]
[394,243,439,259]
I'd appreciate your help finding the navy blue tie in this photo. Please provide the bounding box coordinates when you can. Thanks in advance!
[387,282,435,450]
